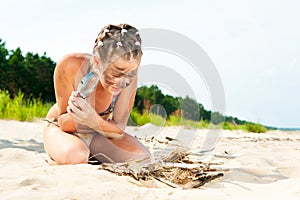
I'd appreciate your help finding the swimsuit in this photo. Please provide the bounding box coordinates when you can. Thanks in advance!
[98,94,119,116]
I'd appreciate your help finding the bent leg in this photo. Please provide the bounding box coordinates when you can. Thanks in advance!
[43,125,90,164]
[89,133,150,163]
[43,104,90,165]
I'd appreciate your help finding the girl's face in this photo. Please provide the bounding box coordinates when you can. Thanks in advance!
[98,57,140,95]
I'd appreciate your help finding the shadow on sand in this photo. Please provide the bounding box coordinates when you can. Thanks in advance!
[0,139,45,153]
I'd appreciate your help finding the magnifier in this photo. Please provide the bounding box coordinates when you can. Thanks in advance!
[77,72,100,98]
[71,71,100,110]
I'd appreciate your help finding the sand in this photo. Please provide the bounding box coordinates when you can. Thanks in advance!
[1,119,300,200]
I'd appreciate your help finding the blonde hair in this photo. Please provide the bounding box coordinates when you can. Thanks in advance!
[93,24,143,64]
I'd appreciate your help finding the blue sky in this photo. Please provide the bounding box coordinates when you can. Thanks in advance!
[1,0,299,128]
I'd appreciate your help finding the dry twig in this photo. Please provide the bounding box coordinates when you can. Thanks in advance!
[99,148,224,189]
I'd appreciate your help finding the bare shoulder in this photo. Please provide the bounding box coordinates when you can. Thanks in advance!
[54,53,91,77]
[53,53,91,114]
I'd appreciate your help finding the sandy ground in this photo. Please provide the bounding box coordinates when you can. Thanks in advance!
[1,119,300,200]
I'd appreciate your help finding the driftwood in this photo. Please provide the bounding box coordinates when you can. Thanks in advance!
[99,148,224,189]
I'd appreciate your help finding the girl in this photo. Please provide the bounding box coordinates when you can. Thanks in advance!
[43,24,150,165]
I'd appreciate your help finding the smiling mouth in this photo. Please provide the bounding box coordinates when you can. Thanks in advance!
[111,86,121,91]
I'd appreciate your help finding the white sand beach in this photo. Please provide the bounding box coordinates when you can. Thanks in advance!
[1,119,300,200]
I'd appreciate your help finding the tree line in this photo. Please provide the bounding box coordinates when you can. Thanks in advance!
[134,85,249,124]
[0,38,261,126]
[0,39,56,102]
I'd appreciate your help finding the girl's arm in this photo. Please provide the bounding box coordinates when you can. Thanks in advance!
[54,54,84,133]
[68,76,137,138]
[110,76,137,131]
[93,76,137,136]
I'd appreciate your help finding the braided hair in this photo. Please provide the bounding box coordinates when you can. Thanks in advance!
[93,24,143,64]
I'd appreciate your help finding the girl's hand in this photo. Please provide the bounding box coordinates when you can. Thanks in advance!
[67,92,99,129]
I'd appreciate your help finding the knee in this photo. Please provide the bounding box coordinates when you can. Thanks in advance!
[58,143,90,165]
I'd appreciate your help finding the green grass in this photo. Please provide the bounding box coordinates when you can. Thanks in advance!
[0,90,268,133]
[130,112,211,129]
[130,109,150,126]
[223,121,240,131]
[129,109,268,133]
[167,115,210,129]
[130,110,166,126]
[166,115,181,126]
[222,121,267,133]
[242,122,267,133]
[0,90,53,121]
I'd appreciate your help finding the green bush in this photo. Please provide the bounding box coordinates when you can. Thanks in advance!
[181,119,209,129]
[198,120,210,128]
[167,115,182,126]
[242,123,267,133]
[129,109,139,125]
[129,110,151,126]
[149,113,166,126]
[223,122,239,130]
[0,90,10,119]
[166,115,209,129]
[136,112,151,125]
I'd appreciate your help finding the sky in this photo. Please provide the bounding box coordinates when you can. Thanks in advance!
[0,0,299,128]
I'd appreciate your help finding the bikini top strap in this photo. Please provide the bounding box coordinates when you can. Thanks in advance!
[98,94,120,116]
[111,94,120,108]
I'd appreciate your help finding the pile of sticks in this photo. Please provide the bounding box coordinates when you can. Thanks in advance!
[99,148,224,189]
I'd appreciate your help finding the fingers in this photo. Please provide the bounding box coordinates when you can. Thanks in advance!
[68,100,82,114]
[68,97,92,118]
[68,96,86,109]
[68,102,83,123]
[67,105,72,114]
[71,91,80,98]
[73,97,86,108]
[68,91,81,104]
[67,95,97,126]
